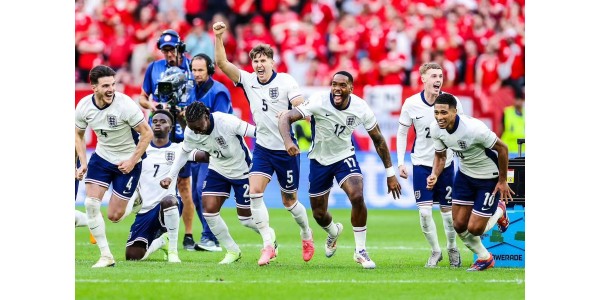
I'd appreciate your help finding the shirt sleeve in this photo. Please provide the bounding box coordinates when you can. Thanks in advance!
[430,121,447,151]
[74,102,87,130]
[225,114,256,138]
[476,120,498,149]
[398,101,413,127]
[236,69,250,86]
[362,104,377,131]
[124,97,145,128]
[286,74,302,102]
[295,93,318,118]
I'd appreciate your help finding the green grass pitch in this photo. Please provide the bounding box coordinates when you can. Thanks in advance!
[75,207,525,299]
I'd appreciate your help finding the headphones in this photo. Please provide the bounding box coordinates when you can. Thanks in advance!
[190,53,215,75]
[156,29,186,53]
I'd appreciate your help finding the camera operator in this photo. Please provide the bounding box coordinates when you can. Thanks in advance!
[187,53,233,251]
[139,29,201,251]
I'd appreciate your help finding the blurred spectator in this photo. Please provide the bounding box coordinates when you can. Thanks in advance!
[300,0,336,35]
[185,18,214,58]
[386,16,414,75]
[130,4,160,84]
[499,92,525,154]
[184,0,204,24]
[498,27,524,95]
[227,0,257,28]
[305,57,330,86]
[379,39,408,85]
[158,0,185,20]
[77,24,106,82]
[353,56,379,98]
[458,39,479,90]
[240,15,276,54]
[432,50,456,87]
[283,47,313,87]
[328,14,363,65]
[474,36,501,97]
[106,22,133,71]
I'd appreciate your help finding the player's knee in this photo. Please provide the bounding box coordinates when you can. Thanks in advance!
[202,200,219,213]
[125,244,146,260]
[84,197,101,215]
[468,225,485,236]
[160,195,178,209]
[108,210,125,223]
[453,220,468,233]
[311,207,327,221]
[418,206,433,218]
[347,191,365,206]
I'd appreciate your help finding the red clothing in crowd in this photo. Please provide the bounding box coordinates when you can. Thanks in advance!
[477,53,500,90]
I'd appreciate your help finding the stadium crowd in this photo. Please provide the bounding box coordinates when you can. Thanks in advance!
[75,0,524,99]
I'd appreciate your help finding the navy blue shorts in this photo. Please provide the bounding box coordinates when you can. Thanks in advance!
[250,144,300,193]
[308,155,362,196]
[126,200,182,247]
[202,169,250,209]
[452,171,499,218]
[413,162,455,209]
[85,153,141,200]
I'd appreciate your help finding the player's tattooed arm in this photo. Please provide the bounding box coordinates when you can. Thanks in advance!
[367,124,393,168]
[368,124,402,199]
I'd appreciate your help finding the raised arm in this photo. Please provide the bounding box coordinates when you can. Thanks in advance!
[367,124,401,199]
[278,108,304,156]
[213,22,240,83]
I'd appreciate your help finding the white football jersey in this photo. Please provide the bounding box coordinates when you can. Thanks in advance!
[236,69,302,150]
[75,92,146,165]
[431,115,499,179]
[182,112,253,179]
[137,142,182,214]
[398,91,464,167]
[296,92,377,166]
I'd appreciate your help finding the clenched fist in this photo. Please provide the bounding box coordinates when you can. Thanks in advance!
[213,21,227,36]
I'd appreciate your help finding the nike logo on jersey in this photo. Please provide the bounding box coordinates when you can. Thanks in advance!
[285,184,294,189]
[349,169,358,172]
[251,86,260,89]
[416,116,424,119]
[325,113,332,116]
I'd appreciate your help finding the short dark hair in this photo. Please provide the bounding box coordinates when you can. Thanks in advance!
[185,101,210,123]
[249,44,274,60]
[333,71,354,84]
[153,109,175,125]
[434,93,457,109]
[89,65,116,84]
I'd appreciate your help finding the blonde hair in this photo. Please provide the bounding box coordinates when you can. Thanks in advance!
[419,62,442,76]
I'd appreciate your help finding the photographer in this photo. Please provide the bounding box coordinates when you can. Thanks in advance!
[139,29,201,251]
[187,53,233,251]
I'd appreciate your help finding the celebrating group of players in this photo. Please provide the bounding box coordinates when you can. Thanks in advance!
[75,21,513,272]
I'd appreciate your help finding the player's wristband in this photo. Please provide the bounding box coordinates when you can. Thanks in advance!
[385,167,395,177]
